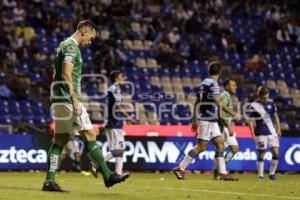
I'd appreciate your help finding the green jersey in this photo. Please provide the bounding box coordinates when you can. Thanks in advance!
[220,90,233,123]
[51,38,82,104]
[218,90,233,131]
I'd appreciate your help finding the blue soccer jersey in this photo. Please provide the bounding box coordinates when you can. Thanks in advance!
[196,78,220,122]
[106,84,123,129]
[249,99,277,136]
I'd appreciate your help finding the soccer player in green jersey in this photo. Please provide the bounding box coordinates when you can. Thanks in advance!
[213,79,240,179]
[42,20,129,192]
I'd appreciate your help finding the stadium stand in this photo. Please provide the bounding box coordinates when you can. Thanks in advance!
[0,0,299,134]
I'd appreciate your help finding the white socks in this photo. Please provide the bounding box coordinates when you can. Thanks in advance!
[104,151,124,175]
[104,152,113,162]
[216,156,227,174]
[115,157,123,175]
[179,155,194,170]
[270,159,278,175]
[257,161,264,177]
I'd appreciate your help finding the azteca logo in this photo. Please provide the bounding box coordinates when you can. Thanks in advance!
[285,144,300,165]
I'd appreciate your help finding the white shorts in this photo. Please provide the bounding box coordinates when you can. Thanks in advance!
[197,121,222,141]
[255,135,280,150]
[62,139,80,155]
[106,129,125,150]
[222,127,238,147]
[52,103,93,134]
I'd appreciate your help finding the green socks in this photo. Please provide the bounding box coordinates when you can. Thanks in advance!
[45,144,63,183]
[86,141,111,180]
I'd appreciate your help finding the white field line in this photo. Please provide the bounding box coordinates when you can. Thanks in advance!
[118,184,300,200]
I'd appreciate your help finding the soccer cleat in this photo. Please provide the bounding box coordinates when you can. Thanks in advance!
[258,176,264,181]
[104,172,130,188]
[91,162,98,178]
[42,182,69,192]
[219,174,239,181]
[269,174,277,181]
[173,167,185,180]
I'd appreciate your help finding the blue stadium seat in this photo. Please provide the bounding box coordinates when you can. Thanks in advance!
[0,117,11,124]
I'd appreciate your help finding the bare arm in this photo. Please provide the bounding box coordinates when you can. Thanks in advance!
[191,93,201,132]
[115,104,137,123]
[214,96,237,117]
[62,62,80,112]
[193,93,201,120]
[274,112,281,137]
[116,105,131,119]
[247,119,256,140]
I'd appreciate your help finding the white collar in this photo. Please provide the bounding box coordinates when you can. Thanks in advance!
[70,37,79,46]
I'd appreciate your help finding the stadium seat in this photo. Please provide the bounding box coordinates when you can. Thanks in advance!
[135,58,147,68]
[266,80,277,89]
[192,78,202,88]
[100,30,110,40]
[123,40,133,49]
[131,22,141,34]
[146,58,159,68]
[144,40,153,50]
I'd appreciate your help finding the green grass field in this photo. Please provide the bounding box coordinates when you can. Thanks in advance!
[0,172,299,200]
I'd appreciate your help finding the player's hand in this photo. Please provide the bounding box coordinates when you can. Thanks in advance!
[129,118,139,124]
[276,128,282,137]
[233,113,242,121]
[191,118,198,132]
[72,100,82,115]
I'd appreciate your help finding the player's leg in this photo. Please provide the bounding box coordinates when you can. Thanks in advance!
[223,127,239,162]
[90,128,114,178]
[173,139,208,180]
[268,134,280,180]
[226,145,239,162]
[43,133,69,192]
[255,136,267,180]
[269,147,279,180]
[104,129,114,162]
[211,123,238,181]
[60,140,73,168]
[211,136,226,176]
[43,103,73,192]
[105,129,126,175]
[179,140,208,170]
[113,129,126,175]
[80,129,111,180]
[173,120,210,180]
[257,150,265,180]
[70,140,90,176]
[73,151,82,172]
[80,129,129,187]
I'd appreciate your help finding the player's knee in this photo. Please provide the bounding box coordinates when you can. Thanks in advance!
[257,151,265,161]
[231,146,239,154]
[216,142,225,152]
[195,142,207,153]
[80,130,96,141]
[272,152,279,160]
